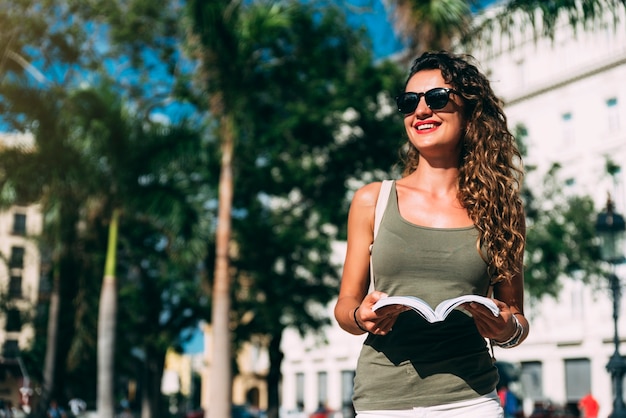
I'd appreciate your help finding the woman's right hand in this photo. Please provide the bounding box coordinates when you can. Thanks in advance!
[354,291,407,335]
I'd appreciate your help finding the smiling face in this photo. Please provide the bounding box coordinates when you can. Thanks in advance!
[403,69,467,163]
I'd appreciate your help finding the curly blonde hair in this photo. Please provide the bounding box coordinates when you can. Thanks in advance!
[400,51,525,284]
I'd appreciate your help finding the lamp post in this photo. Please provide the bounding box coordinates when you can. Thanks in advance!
[596,194,626,418]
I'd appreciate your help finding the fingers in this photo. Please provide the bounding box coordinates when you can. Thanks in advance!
[372,315,396,335]
[356,291,399,335]
[357,307,398,335]
[467,301,517,340]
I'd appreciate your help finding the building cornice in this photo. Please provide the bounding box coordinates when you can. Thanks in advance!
[504,51,626,106]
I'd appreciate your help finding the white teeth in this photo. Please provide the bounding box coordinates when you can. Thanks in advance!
[417,123,435,130]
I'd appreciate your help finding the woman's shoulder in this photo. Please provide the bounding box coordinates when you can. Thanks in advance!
[352,181,391,208]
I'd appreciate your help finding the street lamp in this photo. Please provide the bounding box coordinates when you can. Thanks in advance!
[596,194,626,418]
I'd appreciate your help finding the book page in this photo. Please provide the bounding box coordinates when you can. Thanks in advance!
[434,295,499,320]
[372,295,437,322]
[372,294,500,323]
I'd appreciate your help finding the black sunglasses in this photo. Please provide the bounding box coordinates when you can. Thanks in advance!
[395,88,460,114]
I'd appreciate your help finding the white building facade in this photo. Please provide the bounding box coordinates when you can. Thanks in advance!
[280,6,626,418]
[0,132,42,409]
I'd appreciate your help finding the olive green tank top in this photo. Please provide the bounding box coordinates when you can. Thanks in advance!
[352,182,498,411]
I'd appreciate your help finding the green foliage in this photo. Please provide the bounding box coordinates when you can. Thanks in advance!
[464,0,626,52]
[1,0,210,412]
[0,0,98,88]
[502,0,624,36]
[194,0,405,341]
[64,83,212,413]
[605,157,621,177]
[0,46,98,404]
[512,128,603,301]
[388,0,476,55]
[0,50,210,411]
[523,163,603,299]
[186,1,405,415]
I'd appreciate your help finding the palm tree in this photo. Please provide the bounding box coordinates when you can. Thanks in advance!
[97,208,119,418]
[1,2,206,414]
[387,0,474,56]
[383,0,626,57]
[66,83,207,417]
[185,2,295,416]
[0,4,105,413]
[183,3,407,416]
[0,84,93,416]
[489,0,626,39]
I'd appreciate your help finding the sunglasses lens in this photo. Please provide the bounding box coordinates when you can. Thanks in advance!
[397,93,419,114]
[396,89,453,113]
[425,89,450,109]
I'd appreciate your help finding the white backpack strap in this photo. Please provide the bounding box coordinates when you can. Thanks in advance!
[374,180,393,239]
[369,180,393,291]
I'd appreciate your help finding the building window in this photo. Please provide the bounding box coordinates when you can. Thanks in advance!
[520,361,543,401]
[2,340,19,358]
[39,270,52,295]
[5,308,22,332]
[12,213,27,236]
[341,370,355,418]
[9,274,22,299]
[561,112,574,144]
[295,372,304,411]
[317,371,328,409]
[565,358,591,402]
[607,97,620,132]
[9,246,25,269]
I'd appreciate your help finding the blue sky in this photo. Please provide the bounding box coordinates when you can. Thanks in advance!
[343,0,405,59]
[183,328,204,354]
[344,0,500,59]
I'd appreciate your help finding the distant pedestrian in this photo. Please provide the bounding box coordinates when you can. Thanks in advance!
[118,399,133,418]
[498,385,519,418]
[578,393,599,418]
[47,400,67,418]
[68,398,86,416]
[0,400,11,418]
[309,403,332,418]
[118,407,133,418]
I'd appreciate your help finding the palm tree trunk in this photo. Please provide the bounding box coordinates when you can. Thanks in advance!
[140,353,165,418]
[266,333,284,418]
[97,208,120,418]
[39,263,60,416]
[207,114,235,418]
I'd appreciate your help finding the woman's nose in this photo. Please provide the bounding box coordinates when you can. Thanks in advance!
[413,96,433,117]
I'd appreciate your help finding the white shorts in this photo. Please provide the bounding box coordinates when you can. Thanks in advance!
[356,390,504,418]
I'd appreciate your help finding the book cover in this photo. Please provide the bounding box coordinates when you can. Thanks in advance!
[372,294,500,323]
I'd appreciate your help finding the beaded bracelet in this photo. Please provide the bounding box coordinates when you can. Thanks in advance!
[353,307,368,333]
[492,313,524,349]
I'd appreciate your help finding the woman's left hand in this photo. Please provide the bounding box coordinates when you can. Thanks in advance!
[465,299,518,341]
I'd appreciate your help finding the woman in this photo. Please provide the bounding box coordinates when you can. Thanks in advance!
[334,51,528,417]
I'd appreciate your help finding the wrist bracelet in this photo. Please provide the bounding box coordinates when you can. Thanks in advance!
[353,307,368,333]
[492,313,524,349]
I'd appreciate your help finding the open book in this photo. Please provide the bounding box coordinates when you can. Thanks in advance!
[372,295,500,323]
